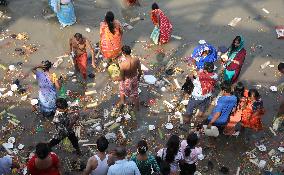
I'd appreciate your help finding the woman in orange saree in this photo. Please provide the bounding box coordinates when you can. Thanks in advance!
[100,11,123,60]
[151,3,173,45]
[241,89,265,131]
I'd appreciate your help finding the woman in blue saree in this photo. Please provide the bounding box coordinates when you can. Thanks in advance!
[49,0,76,27]
[189,41,218,70]
[32,60,60,117]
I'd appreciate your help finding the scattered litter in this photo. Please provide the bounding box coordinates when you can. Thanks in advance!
[8,65,16,71]
[144,75,157,84]
[85,28,91,32]
[228,17,242,27]
[18,144,25,150]
[257,144,267,152]
[149,125,155,131]
[262,8,270,14]
[122,23,134,30]
[130,17,141,23]
[165,123,173,130]
[171,35,182,40]
[260,61,271,69]
[31,99,38,105]
[270,86,277,92]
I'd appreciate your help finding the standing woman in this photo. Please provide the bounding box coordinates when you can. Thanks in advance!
[100,11,123,60]
[131,140,160,175]
[180,133,202,175]
[157,135,183,175]
[32,60,60,117]
[49,0,76,28]
[222,36,246,84]
[150,3,173,45]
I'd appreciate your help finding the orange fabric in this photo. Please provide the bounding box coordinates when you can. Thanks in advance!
[224,90,248,135]
[151,11,159,26]
[241,99,264,131]
[100,20,122,59]
[75,52,87,79]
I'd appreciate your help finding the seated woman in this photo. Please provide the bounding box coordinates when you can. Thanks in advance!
[222,36,246,84]
[32,60,60,117]
[189,41,217,70]
[223,82,248,135]
[100,11,123,60]
[49,0,76,28]
[241,89,265,131]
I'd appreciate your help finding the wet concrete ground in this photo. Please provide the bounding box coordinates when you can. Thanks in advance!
[1,0,284,174]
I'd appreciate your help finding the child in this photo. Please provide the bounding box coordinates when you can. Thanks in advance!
[48,98,81,155]
[179,133,202,175]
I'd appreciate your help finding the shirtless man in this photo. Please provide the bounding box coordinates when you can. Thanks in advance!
[69,33,95,80]
[117,45,142,110]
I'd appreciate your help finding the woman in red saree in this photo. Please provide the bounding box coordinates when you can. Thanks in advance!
[222,36,246,84]
[100,11,123,60]
[241,89,265,131]
[151,3,173,45]
[27,143,61,175]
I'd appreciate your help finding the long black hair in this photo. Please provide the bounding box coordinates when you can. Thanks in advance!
[41,60,52,72]
[231,36,241,52]
[137,140,148,155]
[248,89,260,100]
[152,2,159,10]
[165,135,180,163]
[184,133,198,157]
[105,11,115,34]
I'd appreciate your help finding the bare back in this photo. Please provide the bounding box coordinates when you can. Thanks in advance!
[119,56,140,79]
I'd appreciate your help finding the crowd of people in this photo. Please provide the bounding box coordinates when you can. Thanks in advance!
[1,0,284,175]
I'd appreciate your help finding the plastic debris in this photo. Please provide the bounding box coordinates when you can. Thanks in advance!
[228,17,242,27]
[260,61,271,69]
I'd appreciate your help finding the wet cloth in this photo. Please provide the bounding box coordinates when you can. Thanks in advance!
[100,20,123,59]
[224,36,246,83]
[151,9,173,44]
[208,95,237,126]
[36,71,57,115]
[27,152,60,175]
[74,52,88,79]
[241,99,264,131]
[190,43,218,70]
[131,153,160,175]
[49,0,76,27]
[150,26,160,45]
[0,155,12,175]
[119,76,139,98]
